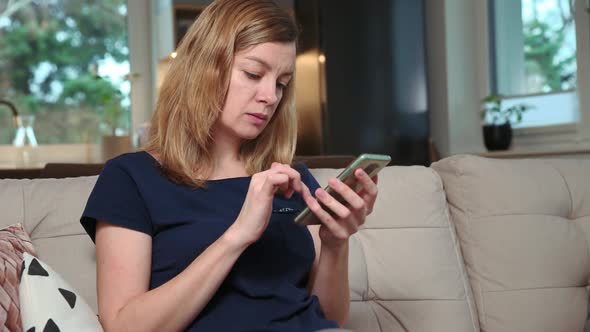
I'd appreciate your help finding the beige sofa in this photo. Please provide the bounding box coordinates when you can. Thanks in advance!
[1,155,589,332]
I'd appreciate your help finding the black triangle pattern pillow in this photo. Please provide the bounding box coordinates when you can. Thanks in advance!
[19,253,103,331]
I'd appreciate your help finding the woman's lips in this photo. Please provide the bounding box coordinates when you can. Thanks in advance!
[246,113,268,125]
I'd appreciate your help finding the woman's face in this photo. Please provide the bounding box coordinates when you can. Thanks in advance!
[215,41,296,141]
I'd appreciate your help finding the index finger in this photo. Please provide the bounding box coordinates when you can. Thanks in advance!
[354,168,378,196]
[270,163,304,193]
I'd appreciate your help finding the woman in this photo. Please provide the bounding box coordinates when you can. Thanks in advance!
[81,0,379,331]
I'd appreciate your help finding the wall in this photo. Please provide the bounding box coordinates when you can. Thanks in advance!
[318,0,430,165]
[294,0,323,156]
[129,0,156,130]
[425,0,450,157]
[172,0,293,10]
[426,0,487,157]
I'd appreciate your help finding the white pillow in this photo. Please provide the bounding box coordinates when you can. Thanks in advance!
[19,253,103,331]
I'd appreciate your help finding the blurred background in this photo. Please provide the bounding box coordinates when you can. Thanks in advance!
[1,0,589,172]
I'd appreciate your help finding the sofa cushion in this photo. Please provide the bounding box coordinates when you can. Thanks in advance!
[310,166,479,332]
[0,177,99,313]
[0,180,24,228]
[0,223,37,332]
[432,155,590,332]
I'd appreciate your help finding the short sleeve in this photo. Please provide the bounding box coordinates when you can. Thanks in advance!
[294,162,321,195]
[80,159,152,242]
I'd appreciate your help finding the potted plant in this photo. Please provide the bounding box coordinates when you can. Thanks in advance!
[480,94,532,151]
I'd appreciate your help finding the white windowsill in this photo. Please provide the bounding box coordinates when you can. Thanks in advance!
[513,123,578,136]
[0,144,102,169]
[479,140,590,158]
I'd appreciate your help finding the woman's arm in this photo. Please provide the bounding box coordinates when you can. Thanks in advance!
[96,221,249,332]
[307,225,350,326]
[304,169,379,327]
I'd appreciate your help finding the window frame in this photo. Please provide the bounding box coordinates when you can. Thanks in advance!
[490,0,583,129]
[486,0,590,150]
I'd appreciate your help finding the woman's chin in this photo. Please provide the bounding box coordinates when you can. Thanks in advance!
[241,133,261,140]
[237,127,265,140]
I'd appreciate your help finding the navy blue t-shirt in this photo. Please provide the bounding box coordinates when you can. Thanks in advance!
[80,151,338,332]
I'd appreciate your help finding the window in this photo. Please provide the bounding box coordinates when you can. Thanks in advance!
[489,0,583,128]
[0,1,131,145]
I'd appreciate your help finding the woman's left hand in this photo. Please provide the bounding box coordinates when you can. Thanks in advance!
[302,168,379,249]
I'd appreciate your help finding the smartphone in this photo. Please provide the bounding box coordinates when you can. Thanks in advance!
[294,153,391,226]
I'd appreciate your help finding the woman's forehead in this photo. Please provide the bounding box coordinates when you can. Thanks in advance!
[236,42,295,72]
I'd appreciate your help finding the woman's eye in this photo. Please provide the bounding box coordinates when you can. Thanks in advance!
[245,72,261,80]
[276,82,288,90]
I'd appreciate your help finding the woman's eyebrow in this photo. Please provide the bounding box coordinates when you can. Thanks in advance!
[244,56,271,69]
[244,56,293,76]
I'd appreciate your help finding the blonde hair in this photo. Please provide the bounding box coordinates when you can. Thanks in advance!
[144,0,298,187]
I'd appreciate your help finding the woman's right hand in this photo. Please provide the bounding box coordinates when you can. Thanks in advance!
[226,162,309,247]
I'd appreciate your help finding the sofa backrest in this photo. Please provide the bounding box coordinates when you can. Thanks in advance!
[0,176,99,314]
[433,155,590,332]
[0,165,479,332]
[312,166,478,332]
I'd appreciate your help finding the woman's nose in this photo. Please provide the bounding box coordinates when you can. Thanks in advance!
[256,79,279,105]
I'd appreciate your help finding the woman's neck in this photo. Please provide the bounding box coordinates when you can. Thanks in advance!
[210,130,248,180]
[209,150,246,179]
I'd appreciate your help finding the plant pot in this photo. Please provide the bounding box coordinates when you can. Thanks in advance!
[483,123,512,151]
[101,135,132,161]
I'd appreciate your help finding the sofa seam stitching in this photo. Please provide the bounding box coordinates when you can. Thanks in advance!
[458,157,486,329]
[484,285,585,293]
[26,233,88,240]
[436,163,480,332]
[367,301,385,332]
[445,190,479,332]
[542,162,590,295]
[434,158,481,331]
[577,219,590,292]
[373,300,409,332]
[365,298,473,302]
[21,180,27,235]
[470,212,590,219]
[356,232,371,301]
[547,161,574,219]
[363,226,448,229]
